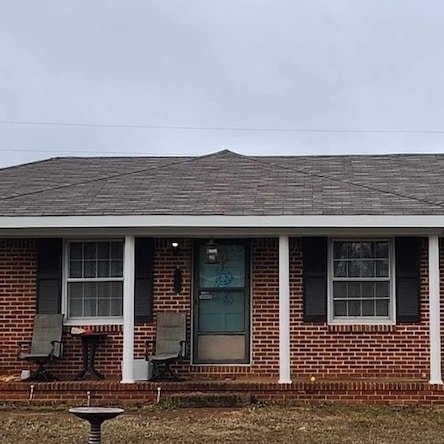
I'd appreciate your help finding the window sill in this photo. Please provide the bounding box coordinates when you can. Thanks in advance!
[328,324,396,333]
[63,318,124,326]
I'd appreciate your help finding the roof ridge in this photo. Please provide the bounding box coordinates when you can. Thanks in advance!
[0,156,59,173]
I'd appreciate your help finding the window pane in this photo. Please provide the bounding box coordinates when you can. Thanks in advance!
[111,281,123,298]
[98,242,110,259]
[70,260,82,278]
[376,282,389,298]
[83,282,97,298]
[375,242,389,258]
[111,298,123,316]
[69,298,82,317]
[362,300,375,316]
[348,260,361,277]
[111,242,123,259]
[68,282,83,299]
[98,299,111,317]
[361,242,374,258]
[348,300,360,316]
[111,260,123,277]
[70,243,83,260]
[361,260,375,277]
[362,282,374,298]
[333,242,348,259]
[84,242,97,260]
[333,281,347,299]
[334,301,347,316]
[97,281,110,298]
[376,260,389,277]
[67,280,122,319]
[348,243,361,259]
[84,298,97,316]
[98,260,110,278]
[376,300,389,316]
[84,260,97,278]
[347,282,361,298]
[334,260,347,277]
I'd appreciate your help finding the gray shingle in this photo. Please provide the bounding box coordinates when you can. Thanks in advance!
[0,149,443,216]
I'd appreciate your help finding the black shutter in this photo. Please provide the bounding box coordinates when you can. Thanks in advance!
[134,237,154,324]
[302,237,328,322]
[36,238,62,314]
[396,237,421,323]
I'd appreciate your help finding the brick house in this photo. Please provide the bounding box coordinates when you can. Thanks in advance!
[0,149,443,387]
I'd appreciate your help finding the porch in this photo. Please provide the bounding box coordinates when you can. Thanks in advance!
[1,227,443,387]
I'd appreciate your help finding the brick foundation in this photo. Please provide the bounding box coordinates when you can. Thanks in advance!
[0,237,441,383]
[1,380,444,406]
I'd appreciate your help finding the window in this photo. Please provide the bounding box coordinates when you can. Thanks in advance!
[329,240,394,323]
[66,240,124,320]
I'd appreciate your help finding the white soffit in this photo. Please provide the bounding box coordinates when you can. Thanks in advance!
[0,215,443,229]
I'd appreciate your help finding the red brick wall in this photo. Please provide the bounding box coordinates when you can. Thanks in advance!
[290,240,430,379]
[0,239,36,374]
[0,237,439,381]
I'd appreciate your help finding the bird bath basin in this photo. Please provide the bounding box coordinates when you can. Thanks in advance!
[69,407,124,443]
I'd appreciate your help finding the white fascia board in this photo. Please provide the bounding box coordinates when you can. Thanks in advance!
[0,215,444,229]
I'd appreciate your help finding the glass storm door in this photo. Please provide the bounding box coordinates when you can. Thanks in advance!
[193,241,250,364]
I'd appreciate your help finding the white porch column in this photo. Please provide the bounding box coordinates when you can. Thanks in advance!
[429,235,442,384]
[122,235,135,383]
[279,236,292,384]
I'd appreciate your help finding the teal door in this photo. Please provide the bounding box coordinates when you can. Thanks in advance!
[193,241,250,364]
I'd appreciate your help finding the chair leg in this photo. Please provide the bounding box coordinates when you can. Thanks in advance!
[150,361,182,382]
[25,361,58,382]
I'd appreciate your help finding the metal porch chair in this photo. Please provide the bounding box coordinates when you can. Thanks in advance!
[145,312,186,381]
[17,314,64,381]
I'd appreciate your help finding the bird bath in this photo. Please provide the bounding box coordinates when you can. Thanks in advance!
[69,407,124,444]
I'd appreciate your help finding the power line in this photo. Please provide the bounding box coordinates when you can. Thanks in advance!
[0,147,165,155]
[2,119,444,135]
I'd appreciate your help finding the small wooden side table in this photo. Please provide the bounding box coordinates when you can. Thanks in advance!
[74,332,108,381]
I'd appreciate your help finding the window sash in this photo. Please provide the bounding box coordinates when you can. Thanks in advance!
[65,240,124,321]
[67,240,124,280]
[329,239,395,323]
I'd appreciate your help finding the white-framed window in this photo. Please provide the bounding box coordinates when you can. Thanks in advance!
[64,240,124,324]
[328,239,395,324]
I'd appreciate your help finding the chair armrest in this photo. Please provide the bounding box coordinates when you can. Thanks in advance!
[145,340,156,359]
[50,340,63,359]
[179,340,186,358]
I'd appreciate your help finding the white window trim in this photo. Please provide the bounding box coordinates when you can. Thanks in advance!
[327,238,396,325]
[62,238,124,326]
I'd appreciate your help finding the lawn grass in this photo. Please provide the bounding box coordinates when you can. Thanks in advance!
[1,404,444,443]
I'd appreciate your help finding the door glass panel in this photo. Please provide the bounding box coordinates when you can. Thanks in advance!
[199,244,245,288]
[198,290,245,332]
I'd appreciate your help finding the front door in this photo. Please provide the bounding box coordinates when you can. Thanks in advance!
[193,240,250,364]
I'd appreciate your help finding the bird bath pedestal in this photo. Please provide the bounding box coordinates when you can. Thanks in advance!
[69,407,124,444]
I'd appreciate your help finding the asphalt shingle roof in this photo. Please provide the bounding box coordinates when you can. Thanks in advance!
[0,149,443,216]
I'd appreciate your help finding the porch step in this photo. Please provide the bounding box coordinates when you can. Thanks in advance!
[164,392,253,408]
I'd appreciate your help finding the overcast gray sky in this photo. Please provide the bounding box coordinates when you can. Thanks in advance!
[1,0,444,168]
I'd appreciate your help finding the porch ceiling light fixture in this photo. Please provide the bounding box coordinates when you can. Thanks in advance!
[205,239,220,264]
